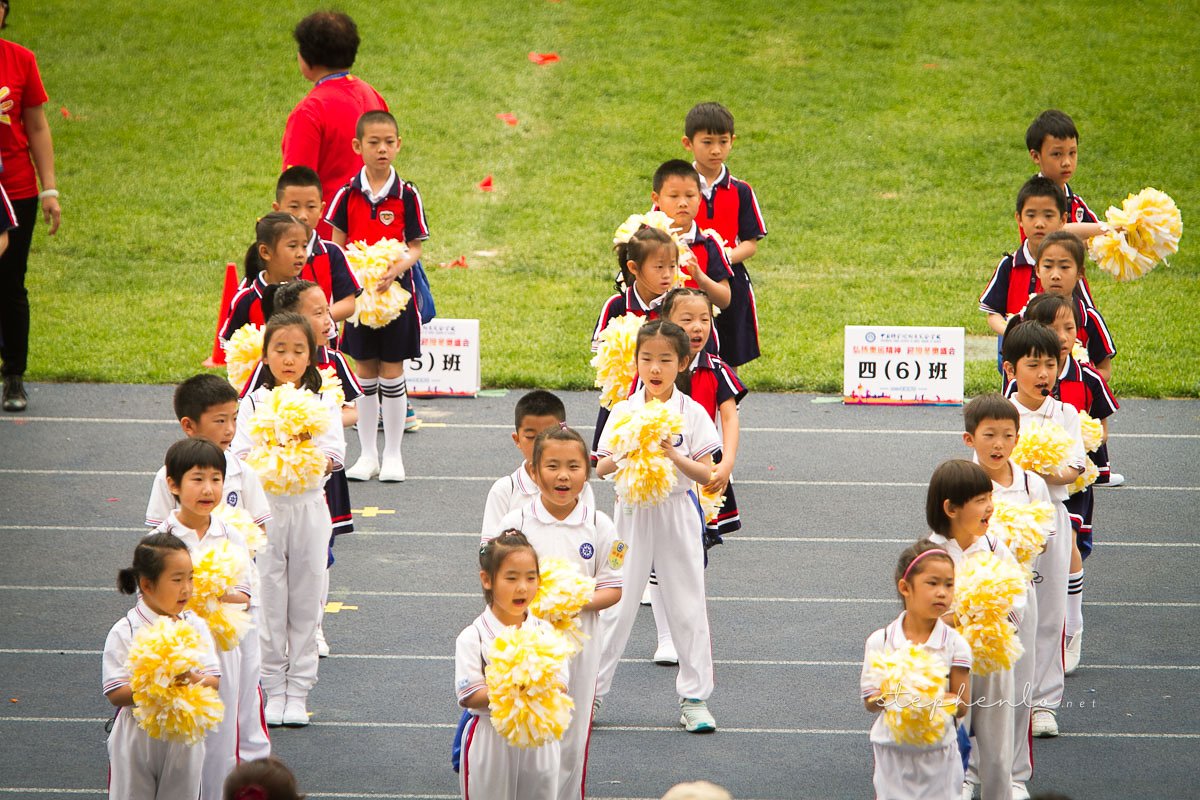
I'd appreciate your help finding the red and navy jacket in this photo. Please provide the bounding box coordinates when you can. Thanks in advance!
[682,222,734,287]
[302,233,362,304]
[591,287,661,344]
[1070,296,1117,365]
[979,241,1037,317]
[326,168,430,246]
[695,165,767,260]
[1004,355,1118,448]
[241,345,364,403]
[1018,178,1097,307]
[220,274,272,341]
[685,351,747,422]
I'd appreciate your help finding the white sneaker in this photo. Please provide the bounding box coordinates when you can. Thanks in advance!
[346,455,379,482]
[379,455,406,483]
[1097,472,1125,487]
[640,585,652,605]
[283,696,309,727]
[1011,781,1031,800]
[315,626,330,658]
[653,640,679,666]
[264,693,285,727]
[959,781,977,800]
[1064,631,1082,675]
[1032,708,1059,738]
[679,698,716,733]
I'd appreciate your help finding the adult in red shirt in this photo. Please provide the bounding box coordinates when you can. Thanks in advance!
[0,1,61,412]
[281,11,387,240]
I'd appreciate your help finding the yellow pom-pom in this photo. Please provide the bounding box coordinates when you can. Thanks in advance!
[1071,341,1090,365]
[319,367,345,409]
[126,617,223,744]
[246,440,328,496]
[606,400,686,508]
[1089,188,1182,281]
[345,238,412,328]
[1068,459,1099,496]
[485,625,575,748]
[1078,411,1103,453]
[1011,419,1072,475]
[223,324,263,391]
[591,314,645,410]
[697,481,725,523]
[954,552,1026,675]
[186,540,249,651]
[988,498,1052,574]
[213,503,266,558]
[865,644,955,746]
[529,558,596,652]
[245,384,331,495]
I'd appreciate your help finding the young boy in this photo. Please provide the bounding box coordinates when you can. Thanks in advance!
[653,159,733,314]
[682,102,767,367]
[481,389,596,537]
[326,110,429,483]
[1002,321,1086,741]
[963,393,1053,799]
[144,374,272,764]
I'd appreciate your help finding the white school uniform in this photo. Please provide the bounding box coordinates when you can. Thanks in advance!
[455,607,564,800]
[481,461,597,540]
[103,600,221,800]
[233,386,345,700]
[929,532,1025,800]
[494,498,624,800]
[985,459,1053,785]
[860,613,973,800]
[154,513,251,800]
[1011,396,1085,715]
[145,453,273,762]
[594,386,721,703]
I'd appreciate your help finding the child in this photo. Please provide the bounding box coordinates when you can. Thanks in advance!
[222,756,303,800]
[143,374,273,764]
[488,426,622,800]
[326,110,429,483]
[682,102,767,367]
[455,531,563,800]
[1032,231,1116,382]
[104,532,221,800]
[482,389,595,539]
[233,312,346,727]
[652,159,733,312]
[1002,321,1086,740]
[926,459,1026,800]
[593,320,722,732]
[962,394,1052,798]
[273,166,362,333]
[153,438,253,800]
[220,214,309,346]
[860,541,971,800]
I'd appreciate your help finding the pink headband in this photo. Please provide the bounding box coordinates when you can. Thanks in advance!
[902,549,950,582]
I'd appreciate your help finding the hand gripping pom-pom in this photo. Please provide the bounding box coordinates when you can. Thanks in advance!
[1069,459,1099,496]
[186,540,251,650]
[223,324,263,392]
[213,503,266,558]
[591,313,644,410]
[529,558,596,652]
[345,238,412,327]
[485,625,575,748]
[865,644,957,746]
[954,552,1026,675]
[988,498,1052,575]
[1011,419,1072,475]
[606,400,685,508]
[1089,187,1182,281]
[126,618,224,744]
[245,384,331,496]
[698,482,725,523]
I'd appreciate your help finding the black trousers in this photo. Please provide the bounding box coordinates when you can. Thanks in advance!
[0,196,38,377]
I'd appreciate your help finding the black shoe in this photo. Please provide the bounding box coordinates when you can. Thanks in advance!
[2,375,27,412]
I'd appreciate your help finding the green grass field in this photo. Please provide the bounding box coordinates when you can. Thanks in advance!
[18,1,1200,396]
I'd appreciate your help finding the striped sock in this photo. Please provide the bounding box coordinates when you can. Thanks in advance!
[1066,570,1084,636]
[355,379,379,461]
[379,376,407,462]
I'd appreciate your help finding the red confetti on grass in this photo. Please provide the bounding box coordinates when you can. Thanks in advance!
[496,112,519,126]
[477,175,494,192]
[438,256,469,269]
[528,52,560,66]
[60,106,70,118]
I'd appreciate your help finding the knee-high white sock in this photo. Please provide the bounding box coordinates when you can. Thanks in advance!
[1066,570,1084,636]
[649,582,673,646]
[355,379,379,461]
[379,376,407,462]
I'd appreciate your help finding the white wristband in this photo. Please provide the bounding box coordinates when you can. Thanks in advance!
[39,189,59,199]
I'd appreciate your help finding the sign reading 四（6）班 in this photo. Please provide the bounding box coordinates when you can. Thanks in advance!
[843,326,964,406]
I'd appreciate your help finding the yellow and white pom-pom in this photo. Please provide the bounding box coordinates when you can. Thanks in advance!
[606,400,686,508]
[1011,419,1072,475]
[213,503,266,558]
[529,557,596,652]
[223,324,263,391]
[954,552,1026,675]
[1069,459,1099,496]
[319,366,346,408]
[1071,341,1090,365]
[1078,411,1104,453]
[245,384,331,496]
[126,617,224,744]
[988,498,1052,574]
[865,644,956,746]
[246,440,328,496]
[1089,188,1182,281]
[591,313,645,409]
[697,481,725,523]
[345,238,412,328]
[486,625,575,748]
[186,540,250,651]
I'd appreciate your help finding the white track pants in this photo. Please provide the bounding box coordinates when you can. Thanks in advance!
[107,706,204,800]
[965,668,1015,800]
[236,607,270,760]
[558,611,600,800]
[1012,582,1037,784]
[199,647,240,800]
[1032,503,1070,711]
[458,713,558,800]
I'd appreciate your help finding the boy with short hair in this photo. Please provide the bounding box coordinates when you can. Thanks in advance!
[481,389,596,537]
[652,159,733,313]
[682,102,767,367]
[143,374,273,764]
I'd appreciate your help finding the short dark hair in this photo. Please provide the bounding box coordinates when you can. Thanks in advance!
[223,756,305,800]
[1026,109,1079,152]
[964,393,1020,434]
[175,374,239,423]
[275,166,323,201]
[894,539,955,593]
[294,11,359,71]
[356,110,398,140]
[514,390,566,430]
[1002,319,1062,366]
[479,530,538,605]
[117,532,190,595]
[1036,230,1086,272]
[925,460,993,536]
[1016,176,1068,216]
[532,425,591,480]
[164,438,227,492]
[1023,292,1083,330]
[685,102,735,138]
[653,159,701,193]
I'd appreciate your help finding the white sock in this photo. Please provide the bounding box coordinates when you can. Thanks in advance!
[355,379,379,461]
[1066,570,1084,636]
[649,582,673,646]
[379,376,407,462]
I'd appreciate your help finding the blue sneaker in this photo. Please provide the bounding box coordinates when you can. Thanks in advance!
[405,404,422,432]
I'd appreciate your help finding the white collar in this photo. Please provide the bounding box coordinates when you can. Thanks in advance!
[358,166,397,203]
[512,461,538,496]
[163,510,228,546]
[529,495,588,526]
[887,611,949,649]
[696,164,728,198]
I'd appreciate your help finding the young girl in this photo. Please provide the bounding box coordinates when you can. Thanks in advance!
[233,312,346,728]
[860,541,971,800]
[220,213,309,344]
[1033,230,1117,383]
[104,532,221,800]
[926,459,1026,800]
[593,320,722,732]
[492,426,623,800]
[153,438,253,800]
[455,531,563,800]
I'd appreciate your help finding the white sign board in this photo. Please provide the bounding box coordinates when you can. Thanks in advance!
[406,318,481,398]
[843,326,964,406]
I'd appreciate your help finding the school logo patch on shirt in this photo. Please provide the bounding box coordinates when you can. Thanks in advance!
[456,677,470,691]
[379,210,395,226]
[226,491,239,507]
[579,543,594,560]
[609,540,628,570]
